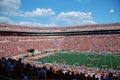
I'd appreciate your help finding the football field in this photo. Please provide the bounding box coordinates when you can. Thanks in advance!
[36,52,120,70]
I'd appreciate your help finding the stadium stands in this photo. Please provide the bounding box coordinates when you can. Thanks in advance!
[0,23,120,57]
[0,23,120,79]
[0,36,64,57]
[61,34,120,53]
[0,57,119,80]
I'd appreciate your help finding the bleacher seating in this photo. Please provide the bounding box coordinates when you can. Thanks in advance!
[0,23,120,57]
[0,23,120,79]
[0,57,119,80]
[0,36,64,57]
[61,34,120,53]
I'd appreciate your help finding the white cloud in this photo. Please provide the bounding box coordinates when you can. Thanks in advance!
[0,0,21,16]
[18,21,57,27]
[0,0,96,26]
[0,16,14,24]
[22,8,55,17]
[55,11,96,26]
[0,16,57,27]
[110,9,114,13]
[0,0,55,17]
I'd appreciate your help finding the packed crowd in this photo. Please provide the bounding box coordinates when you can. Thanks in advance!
[0,57,119,80]
[0,23,120,32]
[0,36,64,57]
[61,34,120,54]
[0,34,120,57]
[0,24,63,32]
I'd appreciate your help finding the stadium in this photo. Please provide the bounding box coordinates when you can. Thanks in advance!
[0,23,120,79]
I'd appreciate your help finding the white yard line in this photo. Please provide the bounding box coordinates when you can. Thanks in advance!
[115,55,120,69]
[110,55,112,69]
[95,54,99,67]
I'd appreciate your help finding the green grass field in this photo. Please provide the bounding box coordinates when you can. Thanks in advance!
[36,52,120,70]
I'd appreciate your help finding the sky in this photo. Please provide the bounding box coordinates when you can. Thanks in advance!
[0,0,120,27]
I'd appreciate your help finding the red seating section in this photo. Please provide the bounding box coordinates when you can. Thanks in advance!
[0,23,120,57]
[61,35,120,53]
[0,36,64,57]
[0,34,120,57]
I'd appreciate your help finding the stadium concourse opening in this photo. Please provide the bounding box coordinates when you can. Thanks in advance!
[0,23,120,79]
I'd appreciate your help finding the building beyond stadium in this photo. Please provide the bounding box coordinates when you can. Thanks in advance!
[0,23,120,57]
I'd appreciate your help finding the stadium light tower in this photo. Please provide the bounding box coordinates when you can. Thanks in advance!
[110,9,114,23]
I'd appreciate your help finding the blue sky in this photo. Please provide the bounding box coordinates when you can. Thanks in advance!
[0,0,120,27]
